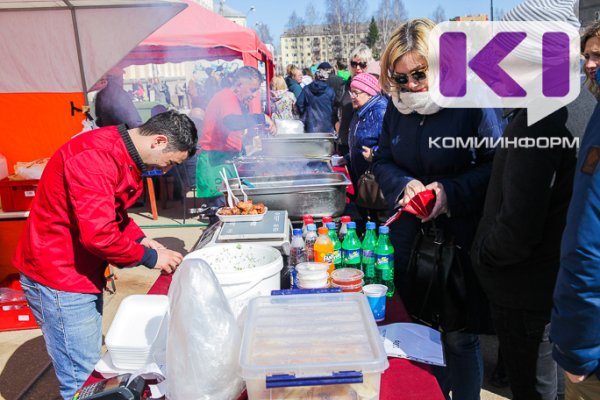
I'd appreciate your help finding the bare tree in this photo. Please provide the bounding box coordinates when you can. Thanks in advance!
[347,1,367,45]
[431,5,446,23]
[305,2,321,25]
[286,10,305,32]
[255,23,273,45]
[377,0,408,46]
[326,0,350,58]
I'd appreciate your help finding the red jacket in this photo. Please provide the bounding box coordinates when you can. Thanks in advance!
[199,88,244,152]
[13,125,148,293]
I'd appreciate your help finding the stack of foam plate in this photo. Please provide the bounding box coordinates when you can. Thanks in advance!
[105,295,168,370]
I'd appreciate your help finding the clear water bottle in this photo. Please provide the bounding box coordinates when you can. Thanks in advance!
[321,216,333,228]
[305,224,318,262]
[339,216,351,243]
[289,228,306,288]
[302,215,314,238]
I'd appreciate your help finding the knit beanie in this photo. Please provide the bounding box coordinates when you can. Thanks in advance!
[351,73,381,96]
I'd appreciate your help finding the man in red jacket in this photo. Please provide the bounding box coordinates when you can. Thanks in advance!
[13,110,197,400]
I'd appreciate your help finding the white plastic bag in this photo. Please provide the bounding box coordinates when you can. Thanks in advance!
[166,258,245,400]
[14,158,48,180]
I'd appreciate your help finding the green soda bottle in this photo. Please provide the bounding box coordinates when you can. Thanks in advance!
[326,222,343,269]
[361,222,378,285]
[375,226,395,297]
[342,222,362,270]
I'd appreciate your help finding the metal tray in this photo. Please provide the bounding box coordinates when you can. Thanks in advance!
[234,157,333,177]
[259,133,336,158]
[225,173,350,219]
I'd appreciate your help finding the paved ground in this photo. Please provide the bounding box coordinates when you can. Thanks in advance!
[0,200,512,399]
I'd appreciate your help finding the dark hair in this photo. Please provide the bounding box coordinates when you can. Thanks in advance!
[581,21,600,99]
[336,59,348,70]
[139,110,197,157]
[233,66,263,84]
[302,67,313,77]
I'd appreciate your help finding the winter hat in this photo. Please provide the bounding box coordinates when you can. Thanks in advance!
[351,73,381,96]
[317,62,333,70]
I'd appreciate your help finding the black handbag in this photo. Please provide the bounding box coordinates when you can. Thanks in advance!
[355,168,388,210]
[405,222,468,332]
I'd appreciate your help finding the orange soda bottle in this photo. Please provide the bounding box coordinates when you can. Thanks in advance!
[314,227,335,275]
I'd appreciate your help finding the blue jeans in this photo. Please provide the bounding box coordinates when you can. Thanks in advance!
[20,273,103,400]
[432,331,483,400]
[491,305,557,400]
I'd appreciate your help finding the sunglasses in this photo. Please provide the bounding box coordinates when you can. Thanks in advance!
[392,67,428,85]
[350,60,368,69]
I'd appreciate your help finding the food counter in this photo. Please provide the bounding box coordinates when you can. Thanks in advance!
[84,273,444,400]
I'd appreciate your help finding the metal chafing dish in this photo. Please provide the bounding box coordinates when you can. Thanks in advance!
[258,132,336,158]
[225,173,350,219]
[233,157,333,177]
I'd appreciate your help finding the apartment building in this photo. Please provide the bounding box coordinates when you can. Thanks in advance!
[280,24,369,69]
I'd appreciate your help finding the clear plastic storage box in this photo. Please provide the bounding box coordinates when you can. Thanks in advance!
[239,292,389,400]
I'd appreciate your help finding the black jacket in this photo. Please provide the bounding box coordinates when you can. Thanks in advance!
[337,78,353,146]
[471,108,576,312]
[326,74,345,125]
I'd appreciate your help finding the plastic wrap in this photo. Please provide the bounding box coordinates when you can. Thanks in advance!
[166,258,244,400]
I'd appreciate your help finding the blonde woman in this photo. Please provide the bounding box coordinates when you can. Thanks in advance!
[270,76,298,120]
[373,18,504,400]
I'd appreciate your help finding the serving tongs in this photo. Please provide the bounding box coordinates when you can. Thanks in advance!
[219,168,239,208]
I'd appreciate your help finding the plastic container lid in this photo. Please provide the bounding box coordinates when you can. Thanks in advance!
[296,262,330,277]
[341,216,351,223]
[366,222,376,229]
[331,268,364,285]
[379,226,389,234]
[322,216,333,223]
[331,280,364,292]
[347,221,356,229]
[303,215,314,222]
[240,293,389,378]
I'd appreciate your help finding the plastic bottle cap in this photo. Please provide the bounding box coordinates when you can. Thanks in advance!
[322,216,333,223]
[307,224,317,231]
[318,227,328,235]
[366,222,376,229]
[303,214,313,220]
[303,215,314,223]
[326,222,336,230]
[379,226,390,234]
[341,216,351,223]
[292,228,302,236]
[347,221,356,229]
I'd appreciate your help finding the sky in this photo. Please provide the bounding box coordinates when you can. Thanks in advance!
[224,0,525,46]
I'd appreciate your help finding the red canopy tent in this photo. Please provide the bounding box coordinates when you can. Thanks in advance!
[122,0,274,112]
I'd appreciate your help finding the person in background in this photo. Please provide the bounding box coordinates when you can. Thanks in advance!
[94,67,142,129]
[196,66,276,216]
[270,76,298,120]
[202,67,220,108]
[336,58,350,81]
[285,65,303,99]
[175,80,186,109]
[296,63,336,133]
[337,44,374,155]
[345,72,388,222]
[322,62,345,129]
[161,80,174,107]
[301,67,314,88]
[373,19,503,400]
[552,20,600,400]
[14,111,197,400]
[187,68,203,109]
[152,78,166,104]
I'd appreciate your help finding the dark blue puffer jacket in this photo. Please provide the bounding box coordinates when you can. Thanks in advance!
[296,80,335,133]
[347,94,388,185]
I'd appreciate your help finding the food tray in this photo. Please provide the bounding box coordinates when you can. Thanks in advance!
[217,206,268,222]
[259,133,336,158]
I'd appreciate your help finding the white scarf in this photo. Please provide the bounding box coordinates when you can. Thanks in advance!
[391,91,442,115]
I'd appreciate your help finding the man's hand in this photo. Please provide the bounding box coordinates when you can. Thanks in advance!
[265,115,277,135]
[140,237,165,250]
[566,371,587,384]
[399,179,426,207]
[155,248,183,274]
[421,182,448,222]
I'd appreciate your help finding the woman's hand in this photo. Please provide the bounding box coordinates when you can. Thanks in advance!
[265,115,277,135]
[566,371,587,384]
[362,146,373,162]
[399,179,426,207]
[421,181,448,222]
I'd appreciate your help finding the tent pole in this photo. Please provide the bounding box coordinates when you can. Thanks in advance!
[64,0,89,105]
